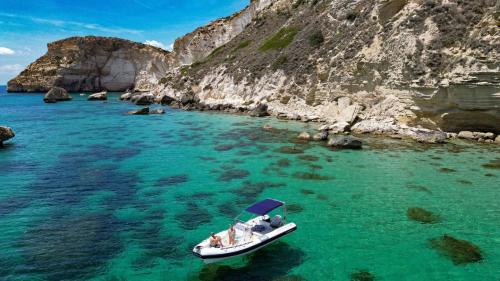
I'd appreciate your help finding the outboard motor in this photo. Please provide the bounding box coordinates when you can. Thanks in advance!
[270,215,283,228]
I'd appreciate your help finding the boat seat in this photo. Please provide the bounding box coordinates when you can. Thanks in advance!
[251,224,266,233]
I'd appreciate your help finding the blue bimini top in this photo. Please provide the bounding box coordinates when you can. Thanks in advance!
[245,199,284,216]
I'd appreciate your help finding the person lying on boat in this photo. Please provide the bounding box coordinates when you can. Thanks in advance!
[210,232,224,248]
[228,224,236,246]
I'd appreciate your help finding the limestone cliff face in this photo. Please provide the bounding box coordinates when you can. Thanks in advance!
[172,0,276,65]
[157,0,500,133]
[7,36,172,92]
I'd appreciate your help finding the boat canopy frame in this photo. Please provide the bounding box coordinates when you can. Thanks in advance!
[235,198,287,225]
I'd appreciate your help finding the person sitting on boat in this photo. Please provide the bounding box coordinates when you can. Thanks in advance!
[228,224,236,246]
[210,232,223,248]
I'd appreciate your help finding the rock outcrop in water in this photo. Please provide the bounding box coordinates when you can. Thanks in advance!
[88,91,108,101]
[43,87,72,103]
[8,0,500,138]
[0,126,15,147]
[7,36,171,93]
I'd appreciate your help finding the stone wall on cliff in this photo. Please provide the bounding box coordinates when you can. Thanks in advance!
[7,36,172,92]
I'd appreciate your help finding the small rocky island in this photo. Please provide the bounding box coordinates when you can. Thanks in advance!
[0,126,15,147]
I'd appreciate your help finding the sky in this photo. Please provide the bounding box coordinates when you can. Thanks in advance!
[0,0,249,84]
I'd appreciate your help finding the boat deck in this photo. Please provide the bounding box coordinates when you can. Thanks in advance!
[201,216,276,249]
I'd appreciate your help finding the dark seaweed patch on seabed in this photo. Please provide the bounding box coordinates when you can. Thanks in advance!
[175,201,213,230]
[233,181,286,206]
[18,214,123,281]
[1,144,146,279]
[154,174,189,187]
[217,169,250,182]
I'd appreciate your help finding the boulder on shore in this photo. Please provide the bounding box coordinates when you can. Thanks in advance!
[327,135,362,149]
[313,130,329,141]
[128,107,149,115]
[131,93,155,105]
[120,90,137,101]
[88,91,107,101]
[127,107,165,115]
[160,95,176,105]
[401,128,447,144]
[297,132,311,140]
[0,126,15,147]
[150,108,165,114]
[44,87,72,103]
[250,103,269,117]
[458,131,496,141]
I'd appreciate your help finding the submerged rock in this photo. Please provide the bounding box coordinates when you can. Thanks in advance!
[128,107,149,115]
[88,91,107,101]
[350,270,375,281]
[407,207,440,223]
[482,159,500,169]
[0,126,15,147]
[43,87,72,103]
[274,146,304,154]
[327,135,362,149]
[429,234,483,265]
[292,172,332,180]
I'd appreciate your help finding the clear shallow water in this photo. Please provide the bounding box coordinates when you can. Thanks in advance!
[0,88,499,281]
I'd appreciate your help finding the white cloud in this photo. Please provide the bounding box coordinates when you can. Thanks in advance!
[144,40,167,50]
[168,43,174,51]
[0,47,15,55]
[0,13,142,35]
[0,64,24,73]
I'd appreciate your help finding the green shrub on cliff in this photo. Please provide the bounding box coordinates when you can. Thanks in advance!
[308,30,324,48]
[272,56,288,70]
[259,27,299,51]
[232,40,252,53]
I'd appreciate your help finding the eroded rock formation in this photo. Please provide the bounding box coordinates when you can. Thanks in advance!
[8,36,172,93]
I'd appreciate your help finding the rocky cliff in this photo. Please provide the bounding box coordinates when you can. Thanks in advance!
[8,0,500,135]
[7,36,172,92]
[173,0,275,65]
[157,0,500,134]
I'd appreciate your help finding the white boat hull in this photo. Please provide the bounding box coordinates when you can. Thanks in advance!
[193,222,297,264]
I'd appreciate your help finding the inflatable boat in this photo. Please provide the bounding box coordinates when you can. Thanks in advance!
[192,198,297,264]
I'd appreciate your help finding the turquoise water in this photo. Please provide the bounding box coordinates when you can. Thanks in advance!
[0,87,499,281]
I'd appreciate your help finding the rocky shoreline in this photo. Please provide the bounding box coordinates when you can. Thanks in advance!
[118,90,500,145]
